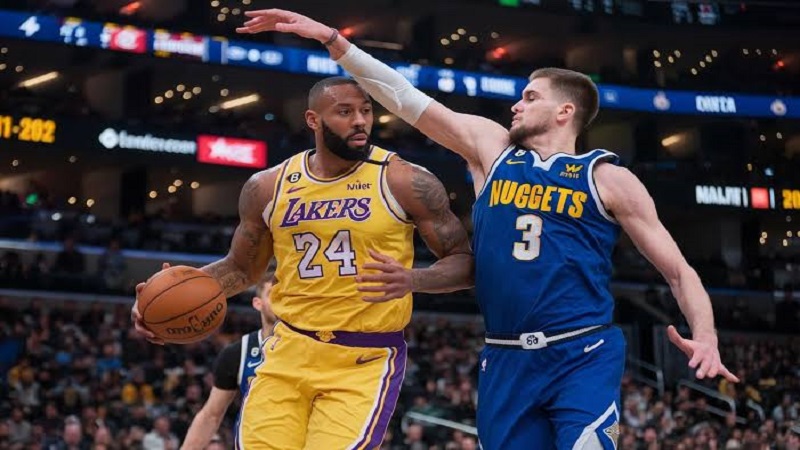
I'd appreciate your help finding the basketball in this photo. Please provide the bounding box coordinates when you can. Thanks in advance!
[137,265,226,344]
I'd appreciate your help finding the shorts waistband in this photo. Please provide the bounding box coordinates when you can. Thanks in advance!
[279,321,405,348]
[485,324,611,350]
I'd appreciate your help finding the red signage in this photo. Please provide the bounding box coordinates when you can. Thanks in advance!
[196,135,267,169]
[102,24,147,54]
[750,187,770,209]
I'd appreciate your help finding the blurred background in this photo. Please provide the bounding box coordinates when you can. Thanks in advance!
[0,0,799,448]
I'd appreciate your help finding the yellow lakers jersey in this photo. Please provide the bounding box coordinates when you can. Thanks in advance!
[264,146,415,332]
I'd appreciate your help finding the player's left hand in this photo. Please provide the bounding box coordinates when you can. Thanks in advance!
[356,249,413,303]
[667,325,739,383]
[236,9,332,43]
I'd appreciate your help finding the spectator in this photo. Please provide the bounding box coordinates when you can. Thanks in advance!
[142,416,179,450]
[460,436,478,450]
[786,428,800,450]
[0,421,10,448]
[773,393,799,423]
[94,344,121,377]
[54,237,85,275]
[8,406,32,446]
[46,418,89,450]
[1,298,798,448]
[10,367,41,409]
[403,423,427,450]
[96,239,126,292]
[91,426,112,448]
[41,402,62,440]
[121,369,155,406]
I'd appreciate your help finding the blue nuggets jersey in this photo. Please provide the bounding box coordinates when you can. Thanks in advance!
[472,147,621,333]
[238,330,265,397]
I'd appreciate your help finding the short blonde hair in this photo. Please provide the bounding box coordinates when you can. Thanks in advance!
[529,67,599,130]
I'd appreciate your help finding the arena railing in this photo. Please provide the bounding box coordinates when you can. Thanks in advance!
[677,379,745,425]
[402,411,478,437]
[627,357,665,397]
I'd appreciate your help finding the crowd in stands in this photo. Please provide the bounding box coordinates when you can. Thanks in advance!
[1,298,798,449]
[3,181,800,298]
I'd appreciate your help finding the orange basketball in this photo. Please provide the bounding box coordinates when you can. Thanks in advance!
[137,265,226,344]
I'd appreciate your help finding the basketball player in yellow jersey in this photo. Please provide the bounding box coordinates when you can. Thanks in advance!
[132,76,474,449]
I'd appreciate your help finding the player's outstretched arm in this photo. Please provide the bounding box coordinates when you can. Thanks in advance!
[594,163,739,383]
[202,169,277,298]
[356,158,474,302]
[181,387,237,449]
[236,9,509,174]
[182,340,241,449]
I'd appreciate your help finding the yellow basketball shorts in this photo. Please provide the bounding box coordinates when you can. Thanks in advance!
[236,321,407,450]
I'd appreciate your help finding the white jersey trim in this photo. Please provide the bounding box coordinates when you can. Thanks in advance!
[586,149,619,224]
[475,144,516,200]
[571,401,619,450]
[237,333,249,388]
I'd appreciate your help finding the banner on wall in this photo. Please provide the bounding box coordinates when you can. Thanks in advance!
[196,135,267,169]
[2,9,798,118]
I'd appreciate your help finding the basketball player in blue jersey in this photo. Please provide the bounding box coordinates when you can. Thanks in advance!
[181,276,277,450]
[238,10,740,450]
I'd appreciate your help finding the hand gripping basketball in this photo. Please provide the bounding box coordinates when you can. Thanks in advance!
[132,262,170,345]
[132,263,227,345]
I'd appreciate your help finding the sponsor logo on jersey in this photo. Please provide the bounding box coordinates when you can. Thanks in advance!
[316,331,336,343]
[355,355,382,365]
[346,181,372,191]
[560,164,583,179]
[604,421,620,448]
[246,360,261,368]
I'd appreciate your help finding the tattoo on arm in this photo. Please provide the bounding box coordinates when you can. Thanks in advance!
[204,261,250,298]
[401,162,474,293]
[409,164,470,258]
[202,174,273,298]
[204,224,265,297]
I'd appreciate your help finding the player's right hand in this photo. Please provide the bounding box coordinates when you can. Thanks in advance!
[236,9,332,43]
[131,262,170,345]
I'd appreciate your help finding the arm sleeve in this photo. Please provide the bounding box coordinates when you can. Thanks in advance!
[335,44,433,125]
[212,341,241,391]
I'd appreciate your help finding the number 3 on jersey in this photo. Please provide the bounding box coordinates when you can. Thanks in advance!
[513,214,543,261]
[293,230,357,278]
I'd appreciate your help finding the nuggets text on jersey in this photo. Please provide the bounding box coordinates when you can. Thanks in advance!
[488,179,587,218]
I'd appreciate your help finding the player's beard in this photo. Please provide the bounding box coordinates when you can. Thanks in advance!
[321,121,371,162]
[509,121,549,147]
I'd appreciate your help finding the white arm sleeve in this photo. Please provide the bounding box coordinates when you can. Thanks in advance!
[336,44,433,125]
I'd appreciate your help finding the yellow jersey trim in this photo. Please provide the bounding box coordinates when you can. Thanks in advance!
[263,161,289,228]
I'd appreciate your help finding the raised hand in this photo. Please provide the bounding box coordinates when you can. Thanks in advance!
[667,325,739,383]
[356,249,413,303]
[236,9,332,43]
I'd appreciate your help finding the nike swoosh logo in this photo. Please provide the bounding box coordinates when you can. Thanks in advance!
[246,360,262,368]
[356,355,383,365]
[584,339,605,353]
[287,186,306,194]
[506,160,526,165]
